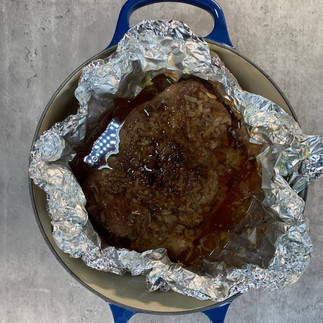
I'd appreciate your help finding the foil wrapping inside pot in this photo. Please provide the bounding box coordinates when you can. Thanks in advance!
[29,20,323,302]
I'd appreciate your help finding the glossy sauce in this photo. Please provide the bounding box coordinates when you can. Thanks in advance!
[71,75,175,180]
[71,75,262,268]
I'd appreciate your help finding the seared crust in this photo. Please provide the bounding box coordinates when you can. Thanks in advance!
[81,79,261,265]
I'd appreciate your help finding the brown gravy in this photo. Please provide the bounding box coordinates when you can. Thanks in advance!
[71,75,262,267]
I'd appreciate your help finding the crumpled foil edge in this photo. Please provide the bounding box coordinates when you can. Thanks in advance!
[29,20,322,302]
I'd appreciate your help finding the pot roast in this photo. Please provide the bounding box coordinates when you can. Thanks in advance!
[71,75,262,267]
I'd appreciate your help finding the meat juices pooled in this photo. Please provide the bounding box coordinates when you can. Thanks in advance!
[73,77,262,267]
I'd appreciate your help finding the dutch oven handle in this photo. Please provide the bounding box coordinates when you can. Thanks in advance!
[108,0,233,48]
[107,0,233,322]
[108,301,232,322]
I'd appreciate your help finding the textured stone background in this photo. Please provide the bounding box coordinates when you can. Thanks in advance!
[1,0,323,322]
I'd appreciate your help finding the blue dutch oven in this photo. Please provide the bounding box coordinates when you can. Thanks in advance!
[29,0,299,322]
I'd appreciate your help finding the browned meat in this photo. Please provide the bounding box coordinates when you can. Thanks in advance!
[78,78,262,267]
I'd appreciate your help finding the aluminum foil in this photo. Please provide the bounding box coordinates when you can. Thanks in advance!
[29,20,323,302]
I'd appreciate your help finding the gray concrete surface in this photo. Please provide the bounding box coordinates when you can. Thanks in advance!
[1,0,323,322]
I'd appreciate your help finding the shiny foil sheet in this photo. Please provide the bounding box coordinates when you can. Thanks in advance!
[29,20,323,301]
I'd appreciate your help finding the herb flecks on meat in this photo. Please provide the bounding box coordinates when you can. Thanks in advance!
[71,76,262,267]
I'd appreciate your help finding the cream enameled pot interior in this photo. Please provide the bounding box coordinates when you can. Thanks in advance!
[30,42,294,313]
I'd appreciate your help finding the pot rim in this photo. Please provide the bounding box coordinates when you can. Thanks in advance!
[28,40,306,314]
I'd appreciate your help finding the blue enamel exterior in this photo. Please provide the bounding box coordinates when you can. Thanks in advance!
[109,303,138,323]
[108,0,233,48]
[108,301,232,323]
[108,1,233,321]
